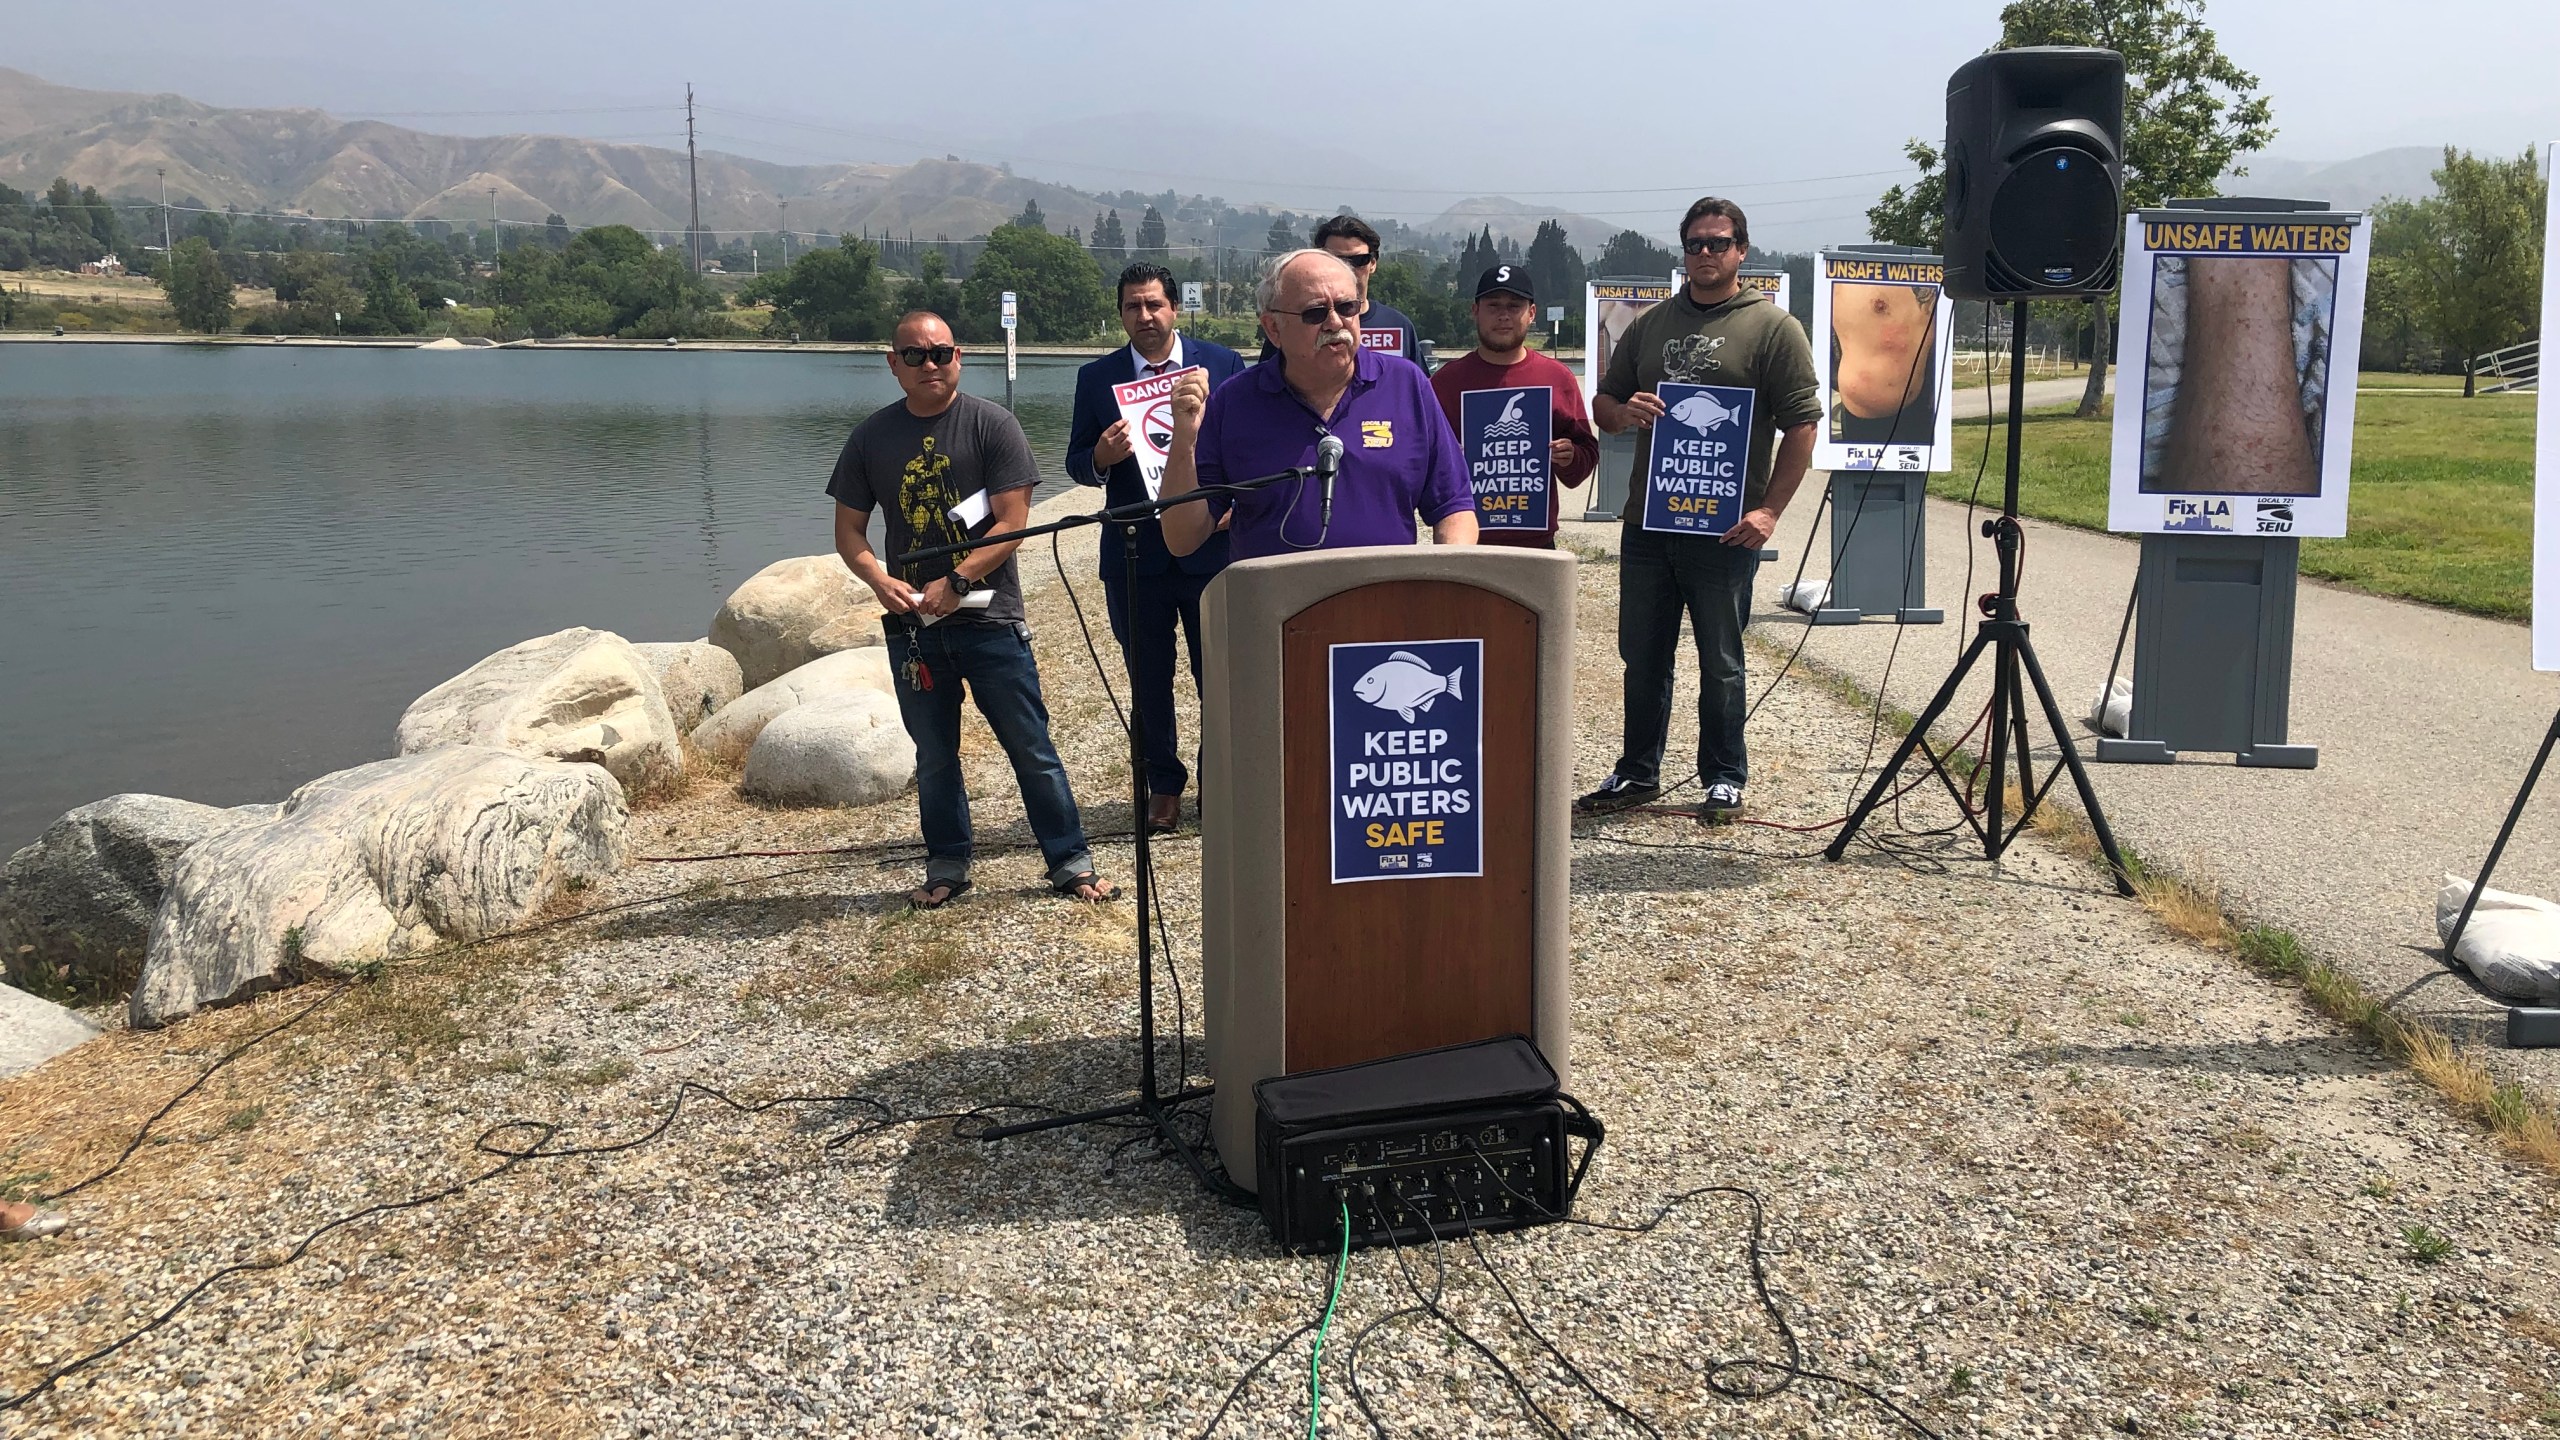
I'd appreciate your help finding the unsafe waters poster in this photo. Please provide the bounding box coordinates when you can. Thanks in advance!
[1329,639,1483,883]
[1810,250,1954,474]
[1460,386,1553,531]
[1641,382,1755,537]
[1110,364,1202,500]
[2105,212,2370,538]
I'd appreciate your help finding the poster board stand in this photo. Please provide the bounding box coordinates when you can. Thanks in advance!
[1806,245,1956,625]
[2441,707,2560,1048]
[2441,140,2560,1049]
[2094,197,2366,769]
[1200,547,1576,1192]
[2094,533,2316,767]
[1810,472,1944,625]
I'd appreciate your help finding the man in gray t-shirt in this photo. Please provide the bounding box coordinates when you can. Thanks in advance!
[830,311,1115,907]
[827,380,1036,623]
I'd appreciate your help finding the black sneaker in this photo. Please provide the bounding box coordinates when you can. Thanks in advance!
[1574,774,1660,815]
[1698,782,1745,824]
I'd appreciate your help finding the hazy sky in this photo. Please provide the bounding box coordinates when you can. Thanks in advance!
[8,0,2555,243]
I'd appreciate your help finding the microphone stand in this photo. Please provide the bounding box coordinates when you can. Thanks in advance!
[892,463,1314,1204]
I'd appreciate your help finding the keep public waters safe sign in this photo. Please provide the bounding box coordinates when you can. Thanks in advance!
[1460,386,1552,531]
[1328,639,1483,884]
[1641,381,1755,537]
[1111,365,1203,500]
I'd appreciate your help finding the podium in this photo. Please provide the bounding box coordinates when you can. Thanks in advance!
[1200,546,1577,1192]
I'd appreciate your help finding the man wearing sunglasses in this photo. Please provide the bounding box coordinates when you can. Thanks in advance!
[829,311,1116,908]
[1254,216,1420,366]
[1066,262,1248,835]
[1158,249,1476,560]
[1580,197,1821,827]
[1312,214,1418,364]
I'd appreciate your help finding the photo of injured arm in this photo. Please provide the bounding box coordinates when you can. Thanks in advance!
[2152,256,2325,496]
[1829,281,1939,444]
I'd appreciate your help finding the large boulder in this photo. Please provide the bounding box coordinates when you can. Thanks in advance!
[742,692,916,808]
[397,627,682,795]
[0,795,278,993]
[710,555,884,690]
[131,747,628,1027]
[633,640,745,735]
[691,647,897,766]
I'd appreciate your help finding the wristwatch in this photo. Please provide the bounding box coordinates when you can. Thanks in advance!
[947,571,976,597]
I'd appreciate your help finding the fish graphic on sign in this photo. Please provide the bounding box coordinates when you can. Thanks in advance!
[1483,391,1534,439]
[1352,651,1464,722]
[1671,391,1743,433]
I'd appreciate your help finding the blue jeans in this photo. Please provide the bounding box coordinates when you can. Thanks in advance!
[883,620,1094,889]
[1614,523,1757,791]
[1101,568,1212,797]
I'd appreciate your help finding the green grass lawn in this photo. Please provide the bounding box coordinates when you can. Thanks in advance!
[1925,390,2538,620]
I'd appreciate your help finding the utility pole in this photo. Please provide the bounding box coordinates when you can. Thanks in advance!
[488,187,498,262]
[157,168,171,253]
[779,198,789,267]
[684,82,703,276]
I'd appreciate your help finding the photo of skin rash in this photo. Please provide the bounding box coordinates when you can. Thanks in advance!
[1829,281,1938,443]
[2143,255,2331,496]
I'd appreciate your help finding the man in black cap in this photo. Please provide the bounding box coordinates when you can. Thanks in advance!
[1427,264,1598,549]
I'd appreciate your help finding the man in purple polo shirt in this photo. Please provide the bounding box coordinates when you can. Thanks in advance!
[1159,249,1477,560]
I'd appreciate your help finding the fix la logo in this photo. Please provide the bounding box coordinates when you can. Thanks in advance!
[1360,420,1395,449]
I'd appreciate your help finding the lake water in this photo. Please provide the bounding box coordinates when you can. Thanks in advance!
[0,343,1094,854]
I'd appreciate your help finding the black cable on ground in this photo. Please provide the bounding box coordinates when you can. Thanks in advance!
[1364,1201,1573,1440]
[1,1082,1059,1415]
[1462,1227,1661,1439]
[1461,1156,1945,1440]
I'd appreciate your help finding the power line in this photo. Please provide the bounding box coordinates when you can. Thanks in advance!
[694,102,1912,200]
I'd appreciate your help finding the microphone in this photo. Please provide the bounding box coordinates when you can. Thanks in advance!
[1315,433,1345,530]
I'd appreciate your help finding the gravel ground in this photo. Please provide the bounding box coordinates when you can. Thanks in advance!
[7,519,2560,1439]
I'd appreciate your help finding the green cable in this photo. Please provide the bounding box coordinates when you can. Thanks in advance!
[1309,1198,1351,1439]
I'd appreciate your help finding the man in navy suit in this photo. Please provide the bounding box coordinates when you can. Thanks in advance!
[1067,262,1247,834]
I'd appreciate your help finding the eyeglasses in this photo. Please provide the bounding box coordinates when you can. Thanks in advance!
[1337,251,1377,269]
[1681,234,1739,256]
[896,343,957,366]
[1289,299,1363,326]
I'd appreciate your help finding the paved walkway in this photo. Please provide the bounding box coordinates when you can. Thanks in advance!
[1562,489,2560,1089]
[1973,373,2109,416]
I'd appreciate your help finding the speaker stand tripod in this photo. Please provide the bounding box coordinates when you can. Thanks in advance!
[1824,301,2134,896]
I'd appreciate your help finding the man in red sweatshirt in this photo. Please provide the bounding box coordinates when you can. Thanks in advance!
[1428,263,1599,550]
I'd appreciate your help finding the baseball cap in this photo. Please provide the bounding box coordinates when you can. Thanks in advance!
[1475,264,1534,302]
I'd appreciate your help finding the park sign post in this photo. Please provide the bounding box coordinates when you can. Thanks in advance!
[1182,280,1204,314]
[1001,289,1018,409]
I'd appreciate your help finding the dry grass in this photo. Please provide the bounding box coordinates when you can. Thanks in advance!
[1788,644,2560,1182]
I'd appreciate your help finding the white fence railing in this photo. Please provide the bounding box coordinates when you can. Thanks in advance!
[2477,339,2539,394]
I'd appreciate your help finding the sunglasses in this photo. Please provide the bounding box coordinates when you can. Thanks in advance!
[896,343,957,366]
[1681,234,1739,256]
[1290,299,1363,326]
[1336,251,1377,269]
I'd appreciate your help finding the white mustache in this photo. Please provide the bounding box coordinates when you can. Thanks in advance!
[1317,326,1356,348]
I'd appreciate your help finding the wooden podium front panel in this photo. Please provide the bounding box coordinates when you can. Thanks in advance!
[1280,580,1536,1073]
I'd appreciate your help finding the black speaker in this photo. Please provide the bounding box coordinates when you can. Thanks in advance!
[1943,46,2126,300]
